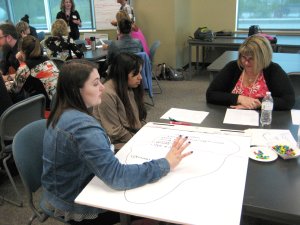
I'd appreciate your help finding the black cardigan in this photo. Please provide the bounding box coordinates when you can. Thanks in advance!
[206,60,295,110]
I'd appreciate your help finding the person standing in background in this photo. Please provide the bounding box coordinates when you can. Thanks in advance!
[56,0,81,40]
[111,0,134,26]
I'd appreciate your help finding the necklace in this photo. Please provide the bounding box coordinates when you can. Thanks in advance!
[242,70,259,86]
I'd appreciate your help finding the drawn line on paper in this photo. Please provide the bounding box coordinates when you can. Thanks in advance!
[122,131,241,205]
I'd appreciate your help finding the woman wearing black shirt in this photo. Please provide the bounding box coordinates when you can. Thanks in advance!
[56,0,81,40]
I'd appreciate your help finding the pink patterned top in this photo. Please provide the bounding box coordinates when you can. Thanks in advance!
[232,72,269,99]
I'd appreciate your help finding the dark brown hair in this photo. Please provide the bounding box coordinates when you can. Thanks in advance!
[47,59,98,128]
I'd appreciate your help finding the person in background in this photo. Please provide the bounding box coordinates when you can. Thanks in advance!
[15,21,31,64]
[111,0,134,26]
[206,35,295,110]
[93,52,146,151]
[15,21,30,38]
[9,35,59,109]
[107,18,143,64]
[56,0,81,40]
[44,19,83,61]
[115,10,150,56]
[20,14,38,38]
[42,59,192,225]
[0,23,19,81]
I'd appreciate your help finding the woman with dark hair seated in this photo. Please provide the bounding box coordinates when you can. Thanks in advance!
[9,35,59,109]
[106,18,143,65]
[93,52,146,151]
[42,59,192,225]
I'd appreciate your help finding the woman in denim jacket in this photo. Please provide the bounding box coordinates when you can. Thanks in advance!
[41,59,192,225]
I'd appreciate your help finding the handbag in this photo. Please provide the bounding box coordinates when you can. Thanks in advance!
[194,27,214,42]
[248,25,277,44]
[157,63,184,81]
[248,25,260,36]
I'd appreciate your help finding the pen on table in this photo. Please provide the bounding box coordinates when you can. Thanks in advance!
[220,129,245,133]
[168,117,191,126]
[152,122,174,126]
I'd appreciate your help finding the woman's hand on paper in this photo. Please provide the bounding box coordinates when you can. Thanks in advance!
[232,95,261,110]
[165,135,192,170]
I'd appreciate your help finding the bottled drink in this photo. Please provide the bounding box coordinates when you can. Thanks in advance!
[90,36,96,51]
[260,92,273,127]
[162,63,166,79]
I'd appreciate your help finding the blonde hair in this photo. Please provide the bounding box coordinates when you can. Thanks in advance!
[16,21,29,38]
[51,19,68,36]
[60,0,75,12]
[116,10,130,24]
[237,35,273,75]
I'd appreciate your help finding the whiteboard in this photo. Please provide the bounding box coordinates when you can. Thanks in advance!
[75,123,250,225]
[94,0,120,30]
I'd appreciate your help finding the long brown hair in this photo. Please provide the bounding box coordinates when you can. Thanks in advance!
[47,59,98,128]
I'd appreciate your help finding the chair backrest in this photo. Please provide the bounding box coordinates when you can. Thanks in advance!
[0,94,45,153]
[50,57,65,70]
[12,119,46,192]
[288,72,300,109]
[149,40,161,63]
[136,52,153,98]
[0,75,13,116]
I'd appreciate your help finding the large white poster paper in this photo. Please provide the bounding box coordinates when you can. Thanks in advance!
[76,123,250,225]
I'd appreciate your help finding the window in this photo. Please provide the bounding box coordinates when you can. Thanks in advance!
[0,0,95,31]
[237,0,300,31]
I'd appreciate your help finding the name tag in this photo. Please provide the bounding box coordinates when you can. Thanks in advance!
[72,15,77,19]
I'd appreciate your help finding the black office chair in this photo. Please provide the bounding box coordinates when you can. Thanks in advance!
[50,57,65,70]
[149,40,162,94]
[288,72,300,109]
[0,94,46,206]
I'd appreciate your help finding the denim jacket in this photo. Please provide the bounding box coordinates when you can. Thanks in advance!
[41,109,170,215]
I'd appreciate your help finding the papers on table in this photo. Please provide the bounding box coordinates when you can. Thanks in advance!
[160,108,209,124]
[223,108,259,126]
[291,109,300,125]
[245,128,297,147]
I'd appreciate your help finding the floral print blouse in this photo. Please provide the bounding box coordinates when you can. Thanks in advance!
[44,36,83,61]
[232,72,269,99]
[12,60,59,100]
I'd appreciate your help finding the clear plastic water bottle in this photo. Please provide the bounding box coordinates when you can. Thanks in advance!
[260,92,273,127]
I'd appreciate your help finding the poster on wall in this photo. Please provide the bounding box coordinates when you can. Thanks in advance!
[94,0,120,30]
